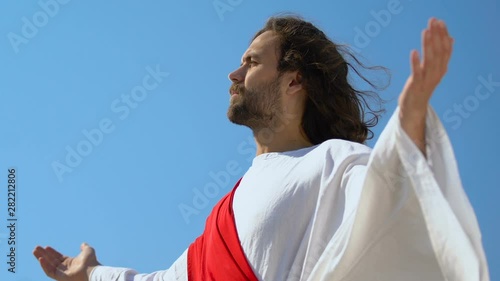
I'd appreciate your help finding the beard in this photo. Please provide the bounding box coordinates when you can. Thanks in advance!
[227,77,283,130]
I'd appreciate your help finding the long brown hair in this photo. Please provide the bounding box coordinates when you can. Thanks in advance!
[252,15,388,144]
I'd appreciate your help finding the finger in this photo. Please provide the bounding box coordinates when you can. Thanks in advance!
[81,242,89,250]
[38,256,57,279]
[81,242,95,254]
[33,245,45,260]
[410,50,422,81]
[45,246,66,263]
[442,26,452,54]
[427,17,437,33]
[433,19,444,52]
[439,20,452,77]
[432,19,445,58]
[35,247,60,268]
[422,29,434,70]
[440,21,454,63]
[33,246,54,265]
[82,243,98,264]
[432,19,446,74]
[422,18,435,64]
[438,20,451,73]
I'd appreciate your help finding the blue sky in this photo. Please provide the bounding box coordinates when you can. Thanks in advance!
[0,0,498,280]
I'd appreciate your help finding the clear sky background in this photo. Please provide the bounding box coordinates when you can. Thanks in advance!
[0,0,498,280]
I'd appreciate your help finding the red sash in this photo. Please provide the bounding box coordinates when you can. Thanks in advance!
[187,178,258,281]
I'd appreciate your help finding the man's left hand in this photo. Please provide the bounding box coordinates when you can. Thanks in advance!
[398,18,454,155]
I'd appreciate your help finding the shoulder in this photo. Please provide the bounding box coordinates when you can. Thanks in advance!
[309,139,372,171]
[316,139,372,157]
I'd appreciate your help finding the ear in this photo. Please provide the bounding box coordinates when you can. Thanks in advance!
[285,71,304,96]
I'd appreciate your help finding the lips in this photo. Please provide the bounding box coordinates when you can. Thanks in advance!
[230,84,243,96]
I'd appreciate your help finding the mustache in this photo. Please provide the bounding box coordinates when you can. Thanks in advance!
[229,83,245,95]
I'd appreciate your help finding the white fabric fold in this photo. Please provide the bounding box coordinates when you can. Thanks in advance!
[307,106,489,281]
[90,106,489,281]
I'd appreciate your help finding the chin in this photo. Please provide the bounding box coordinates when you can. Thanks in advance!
[227,111,241,125]
[227,109,247,126]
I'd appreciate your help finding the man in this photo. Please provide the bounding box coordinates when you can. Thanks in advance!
[33,15,490,281]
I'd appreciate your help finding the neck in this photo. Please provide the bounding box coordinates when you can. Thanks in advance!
[253,125,313,156]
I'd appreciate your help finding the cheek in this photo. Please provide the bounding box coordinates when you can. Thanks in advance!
[244,68,268,89]
[243,71,256,89]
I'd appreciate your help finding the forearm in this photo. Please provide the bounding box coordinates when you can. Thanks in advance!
[399,103,427,157]
[89,266,138,281]
[89,266,184,281]
[89,249,188,281]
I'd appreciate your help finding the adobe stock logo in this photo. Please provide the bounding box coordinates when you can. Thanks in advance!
[51,65,170,183]
[213,0,243,21]
[178,110,297,224]
[352,0,410,50]
[7,0,72,54]
[443,74,499,130]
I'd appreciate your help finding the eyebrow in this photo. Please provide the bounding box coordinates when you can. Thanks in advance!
[240,53,261,66]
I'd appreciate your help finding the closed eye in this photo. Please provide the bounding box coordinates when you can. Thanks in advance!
[240,54,260,67]
[239,61,258,68]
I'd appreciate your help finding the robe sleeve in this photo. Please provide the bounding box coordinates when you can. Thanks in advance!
[89,249,187,281]
[308,106,490,281]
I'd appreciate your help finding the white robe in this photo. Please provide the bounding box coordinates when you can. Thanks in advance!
[90,106,490,281]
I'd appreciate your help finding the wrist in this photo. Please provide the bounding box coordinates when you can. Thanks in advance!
[399,102,427,121]
[86,264,101,280]
[398,104,427,156]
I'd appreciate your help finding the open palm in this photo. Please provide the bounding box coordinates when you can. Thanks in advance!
[33,243,100,281]
[396,17,454,154]
[398,17,454,115]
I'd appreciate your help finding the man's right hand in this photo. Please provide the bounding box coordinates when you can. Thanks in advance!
[33,243,101,281]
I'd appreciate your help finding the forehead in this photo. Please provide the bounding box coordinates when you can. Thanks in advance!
[241,30,280,62]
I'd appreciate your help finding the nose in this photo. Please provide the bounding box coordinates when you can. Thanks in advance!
[228,66,245,83]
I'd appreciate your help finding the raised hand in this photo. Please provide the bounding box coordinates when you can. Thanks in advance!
[33,243,101,281]
[398,18,454,154]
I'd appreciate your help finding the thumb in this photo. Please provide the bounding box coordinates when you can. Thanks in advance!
[80,242,96,256]
[80,242,90,251]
